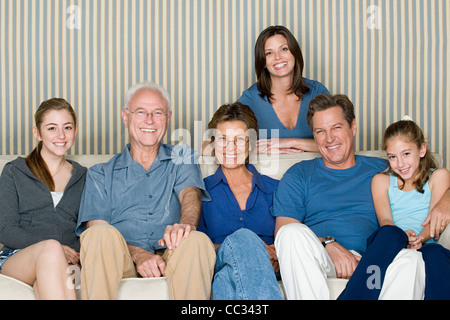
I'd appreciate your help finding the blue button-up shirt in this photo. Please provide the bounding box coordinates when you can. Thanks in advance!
[199,164,278,245]
[76,143,208,253]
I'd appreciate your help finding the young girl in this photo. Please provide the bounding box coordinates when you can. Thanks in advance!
[373,119,449,248]
[339,120,450,300]
[0,98,87,299]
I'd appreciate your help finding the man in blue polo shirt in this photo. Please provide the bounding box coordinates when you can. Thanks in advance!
[272,94,426,299]
[76,82,215,300]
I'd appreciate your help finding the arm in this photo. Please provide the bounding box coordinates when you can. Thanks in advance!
[158,186,202,250]
[422,169,450,239]
[257,138,319,154]
[0,164,47,249]
[371,173,395,227]
[371,173,423,248]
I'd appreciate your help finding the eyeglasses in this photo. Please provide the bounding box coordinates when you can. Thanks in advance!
[125,108,169,120]
[215,136,249,147]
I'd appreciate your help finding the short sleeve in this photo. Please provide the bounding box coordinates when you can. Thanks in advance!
[271,164,308,222]
[170,144,210,201]
[75,165,111,235]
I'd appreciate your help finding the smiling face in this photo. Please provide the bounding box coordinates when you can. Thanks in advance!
[214,120,249,169]
[385,136,426,184]
[33,109,77,157]
[264,34,296,80]
[122,88,172,152]
[312,106,357,169]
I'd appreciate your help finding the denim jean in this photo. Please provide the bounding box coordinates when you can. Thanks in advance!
[212,228,283,300]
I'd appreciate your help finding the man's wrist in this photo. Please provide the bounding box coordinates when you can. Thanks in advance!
[322,236,337,248]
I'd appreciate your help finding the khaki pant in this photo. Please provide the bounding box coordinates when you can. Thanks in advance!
[79,224,216,300]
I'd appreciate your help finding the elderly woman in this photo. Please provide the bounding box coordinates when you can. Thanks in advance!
[199,102,283,300]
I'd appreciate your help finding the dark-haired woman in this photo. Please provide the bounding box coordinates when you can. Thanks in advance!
[238,25,329,154]
[0,98,86,299]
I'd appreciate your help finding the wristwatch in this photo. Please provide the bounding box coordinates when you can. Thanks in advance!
[322,236,336,248]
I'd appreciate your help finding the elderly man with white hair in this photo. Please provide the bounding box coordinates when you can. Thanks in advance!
[76,82,215,300]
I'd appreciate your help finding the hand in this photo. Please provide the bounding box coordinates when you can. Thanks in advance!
[422,199,450,240]
[405,229,423,249]
[325,242,361,279]
[61,245,80,265]
[158,223,194,250]
[257,139,305,155]
[265,243,279,273]
[133,250,166,278]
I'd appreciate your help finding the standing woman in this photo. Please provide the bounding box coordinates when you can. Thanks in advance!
[0,98,87,299]
[238,25,329,154]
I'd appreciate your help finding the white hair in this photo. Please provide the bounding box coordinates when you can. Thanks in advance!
[124,81,171,112]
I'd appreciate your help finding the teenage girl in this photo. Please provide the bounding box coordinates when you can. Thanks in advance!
[0,98,87,299]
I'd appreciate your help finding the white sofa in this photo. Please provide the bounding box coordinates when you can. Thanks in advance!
[0,150,443,300]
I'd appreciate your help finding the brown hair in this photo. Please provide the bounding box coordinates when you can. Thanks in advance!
[207,102,258,163]
[254,25,310,102]
[306,94,356,129]
[383,120,436,193]
[25,98,77,191]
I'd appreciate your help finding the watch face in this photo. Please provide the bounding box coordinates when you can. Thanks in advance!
[322,237,335,247]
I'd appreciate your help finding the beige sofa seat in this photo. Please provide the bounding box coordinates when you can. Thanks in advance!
[0,151,443,300]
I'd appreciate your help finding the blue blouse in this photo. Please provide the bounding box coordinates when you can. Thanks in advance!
[199,164,278,245]
[237,78,330,139]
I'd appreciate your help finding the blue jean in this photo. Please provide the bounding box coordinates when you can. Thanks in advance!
[212,228,283,300]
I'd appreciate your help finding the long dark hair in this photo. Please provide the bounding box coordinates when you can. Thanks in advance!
[254,25,310,102]
[25,98,77,191]
[383,120,436,193]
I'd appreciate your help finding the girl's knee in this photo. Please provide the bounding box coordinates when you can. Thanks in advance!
[38,239,64,255]
[420,243,449,260]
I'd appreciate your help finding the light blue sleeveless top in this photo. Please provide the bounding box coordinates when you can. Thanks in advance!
[388,174,436,243]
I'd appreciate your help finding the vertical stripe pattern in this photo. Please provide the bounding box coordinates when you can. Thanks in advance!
[0,0,448,167]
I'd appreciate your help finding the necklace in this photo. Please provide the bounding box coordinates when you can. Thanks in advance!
[51,161,66,177]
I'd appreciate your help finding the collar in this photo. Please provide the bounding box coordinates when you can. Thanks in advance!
[208,164,272,194]
[114,143,173,170]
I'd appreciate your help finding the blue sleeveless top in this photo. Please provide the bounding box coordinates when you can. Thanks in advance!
[388,174,436,243]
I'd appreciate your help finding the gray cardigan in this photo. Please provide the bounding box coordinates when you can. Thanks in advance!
[0,157,87,251]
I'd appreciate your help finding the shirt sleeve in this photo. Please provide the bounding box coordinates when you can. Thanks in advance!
[271,164,308,222]
[75,165,111,236]
[171,144,210,201]
[0,163,47,249]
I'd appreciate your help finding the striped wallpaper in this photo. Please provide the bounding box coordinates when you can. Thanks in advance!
[0,0,448,168]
